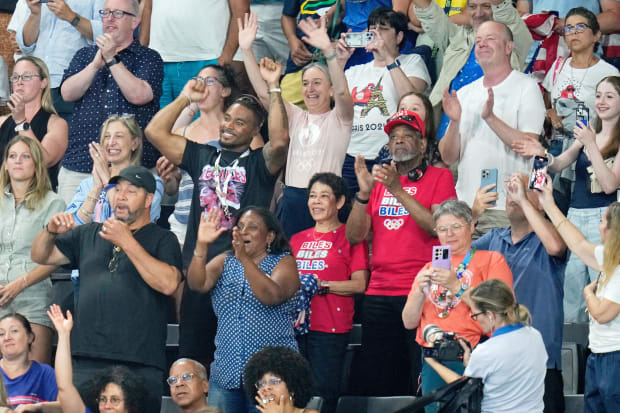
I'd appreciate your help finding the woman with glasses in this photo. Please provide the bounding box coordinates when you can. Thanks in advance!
[424,279,547,413]
[48,304,149,413]
[0,56,68,190]
[239,12,354,238]
[538,178,620,413]
[402,199,513,413]
[0,136,65,364]
[65,114,163,225]
[243,346,319,413]
[188,206,300,413]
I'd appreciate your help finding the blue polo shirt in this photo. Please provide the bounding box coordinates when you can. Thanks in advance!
[474,229,566,369]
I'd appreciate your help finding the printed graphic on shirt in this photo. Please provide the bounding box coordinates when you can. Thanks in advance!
[557,82,589,124]
[378,186,416,230]
[436,0,467,16]
[295,240,332,272]
[352,75,389,118]
[198,164,247,229]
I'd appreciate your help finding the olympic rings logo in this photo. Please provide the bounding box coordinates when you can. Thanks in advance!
[383,218,404,230]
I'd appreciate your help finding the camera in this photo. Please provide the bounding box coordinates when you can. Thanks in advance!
[422,324,469,362]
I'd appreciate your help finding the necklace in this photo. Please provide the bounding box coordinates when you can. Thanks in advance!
[568,56,594,96]
[429,248,476,318]
[213,150,249,221]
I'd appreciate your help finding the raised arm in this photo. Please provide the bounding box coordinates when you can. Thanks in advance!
[259,59,290,176]
[438,88,462,165]
[145,79,208,165]
[31,213,75,266]
[239,13,269,107]
[20,1,43,47]
[99,217,181,295]
[187,208,228,293]
[47,0,98,40]
[574,123,620,194]
[47,305,87,413]
[232,227,300,306]
[538,175,599,270]
[345,155,373,245]
[138,0,152,46]
[298,17,354,121]
[218,0,250,65]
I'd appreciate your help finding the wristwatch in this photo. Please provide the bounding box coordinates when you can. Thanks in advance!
[455,283,469,298]
[70,15,81,27]
[105,55,121,68]
[14,121,30,132]
[386,59,401,71]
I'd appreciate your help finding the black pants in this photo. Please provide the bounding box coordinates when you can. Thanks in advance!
[356,295,421,396]
[72,356,164,413]
[178,285,217,371]
[544,368,565,413]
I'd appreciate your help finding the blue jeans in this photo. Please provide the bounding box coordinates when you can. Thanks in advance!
[160,60,217,108]
[207,379,259,413]
[564,207,606,322]
[299,331,349,413]
[421,355,465,413]
[585,351,620,413]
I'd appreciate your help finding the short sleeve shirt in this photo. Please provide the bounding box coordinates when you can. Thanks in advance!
[366,166,456,296]
[55,223,182,370]
[589,246,620,353]
[61,40,164,172]
[2,361,58,408]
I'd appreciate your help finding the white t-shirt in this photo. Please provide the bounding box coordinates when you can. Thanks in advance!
[345,53,431,159]
[149,0,229,62]
[465,325,547,413]
[456,70,545,209]
[543,57,619,125]
[589,246,620,354]
[285,102,352,188]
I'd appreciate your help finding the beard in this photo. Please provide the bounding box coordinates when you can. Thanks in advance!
[391,149,417,163]
[114,206,142,225]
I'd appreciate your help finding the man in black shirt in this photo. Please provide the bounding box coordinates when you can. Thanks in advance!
[31,165,183,413]
[145,59,289,370]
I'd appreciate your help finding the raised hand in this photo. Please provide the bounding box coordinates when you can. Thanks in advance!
[481,88,494,121]
[255,394,291,413]
[354,154,375,198]
[89,141,110,191]
[47,0,76,22]
[372,161,402,195]
[472,183,498,219]
[197,208,227,246]
[8,93,26,123]
[573,121,597,148]
[298,16,332,53]
[535,172,555,209]
[442,88,461,122]
[180,76,208,105]
[47,304,73,336]
[259,58,282,86]
[47,213,77,234]
[504,173,526,204]
[336,32,355,66]
[25,0,42,15]
[238,12,258,51]
[232,225,251,262]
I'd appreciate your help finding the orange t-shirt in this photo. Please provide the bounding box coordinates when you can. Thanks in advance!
[415,250,513,348]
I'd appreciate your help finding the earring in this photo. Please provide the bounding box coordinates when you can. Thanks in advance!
[290,392,294,402]
[266,242,272,253]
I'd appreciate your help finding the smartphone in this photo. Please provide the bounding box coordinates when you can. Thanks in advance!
[344,32,375,48]
[432,245,451,270]
[480,168,498,206]
[529,156,549,191]
[576,102,589,128]
[39,0,49,3]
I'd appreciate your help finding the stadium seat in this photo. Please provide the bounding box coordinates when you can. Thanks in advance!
[561,342,579,395]
[161,396,182,413]
[306,396,325,412]
[341,323,362,392]
[564,394,584,413]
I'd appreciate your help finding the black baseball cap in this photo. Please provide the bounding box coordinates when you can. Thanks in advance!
[109,165,156,194]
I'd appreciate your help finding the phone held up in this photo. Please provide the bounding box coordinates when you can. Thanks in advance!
[344,32,375,48]
[528,156,548,191]
[480,168,498,206]
[432,245,451,270]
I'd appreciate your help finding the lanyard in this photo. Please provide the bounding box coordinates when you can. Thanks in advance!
[213,149,249,220]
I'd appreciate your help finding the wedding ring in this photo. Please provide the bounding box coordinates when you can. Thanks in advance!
[262,398,269,404]
[95,153,100,157]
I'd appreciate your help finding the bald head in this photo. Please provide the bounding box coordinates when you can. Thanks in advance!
[474,21,515,69]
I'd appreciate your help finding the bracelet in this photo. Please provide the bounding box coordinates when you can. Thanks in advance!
[325,49,337,61]
[355,193,369,204]
[193,250,206,259]
[45,223,58,237]
[86,194,98,203]
[79,207,93,218]
[555,219,569,230]
[268,87,282,94]
[182,93,192,107]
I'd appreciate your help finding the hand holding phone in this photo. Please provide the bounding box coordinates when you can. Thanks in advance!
[480,169,498,206]
[344,32,375,48]
[528,156,548,191]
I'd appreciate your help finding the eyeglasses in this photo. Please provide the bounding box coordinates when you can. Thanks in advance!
[99,9,136,19]
[108,246,122,273]
[191,76,222,86]
[255,377,282,390]
[435,223,465,234]
[470,311,485,320]
[563,23,592,36]
[167,373,195,386]
[97,396,124,406]
[10,73,40,83]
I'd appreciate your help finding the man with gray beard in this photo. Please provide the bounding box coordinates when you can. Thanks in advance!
[345,110,456,396]
[31,165,182,413]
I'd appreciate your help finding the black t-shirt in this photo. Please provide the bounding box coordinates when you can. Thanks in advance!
[180,140,277,267]
[55,222,182,370]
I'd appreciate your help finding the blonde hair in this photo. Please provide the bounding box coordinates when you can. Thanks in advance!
[0,136,51,210]
[99,115,143,166]
[14,56,57,115]
[602,202,620,287]
[469,279,532,325]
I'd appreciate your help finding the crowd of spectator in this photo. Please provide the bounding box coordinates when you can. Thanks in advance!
[0,1,619,413]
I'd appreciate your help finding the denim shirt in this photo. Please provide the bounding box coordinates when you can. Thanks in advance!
[0,188,65,289]
[210,252,298,389]
[16,0,106,88]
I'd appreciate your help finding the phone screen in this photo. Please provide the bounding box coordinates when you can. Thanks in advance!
[529,156,548,190]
